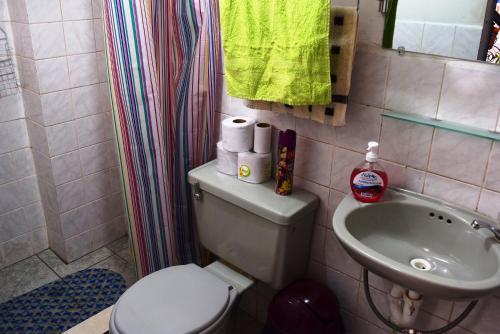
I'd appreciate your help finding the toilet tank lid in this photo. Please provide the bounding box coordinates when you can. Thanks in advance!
[188,161,319,225]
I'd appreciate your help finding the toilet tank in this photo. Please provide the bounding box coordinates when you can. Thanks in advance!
[188,161,318,290]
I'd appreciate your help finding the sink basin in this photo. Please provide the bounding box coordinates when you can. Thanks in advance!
[332,188,500,300]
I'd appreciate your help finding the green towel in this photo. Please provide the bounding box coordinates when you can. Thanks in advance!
[220,0,332,105]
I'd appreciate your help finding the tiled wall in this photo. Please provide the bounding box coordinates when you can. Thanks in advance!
[393,20,482,60]
[5,0,126,263]
[217,4,500,334]
[0,3,47,269]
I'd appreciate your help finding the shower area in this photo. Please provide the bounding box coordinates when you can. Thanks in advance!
[0,0,135,317]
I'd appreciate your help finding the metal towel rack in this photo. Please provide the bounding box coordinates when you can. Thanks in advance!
[0,27,19,98]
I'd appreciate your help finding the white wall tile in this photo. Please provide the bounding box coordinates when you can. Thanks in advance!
[82,169,110,202]
[11,148,35,179]
[295,117,335,144]
[330,147,364,193]
[379,118,433,170]
[392,20,424,53]
[421,23,454,57]
[451,25,482,61]
[56,178,85,213]
[30,22,65,59]
[0,119,29,153]
[12,23,33,58]
[0,0,10,21]
[29,226,48,253]
[325,228,361,279]
[349,49,389,108]
[25,0,62,23]
[424,173,480,210]
[64,20,95,55]
[379,160,426,193]
[61,0,93,21]
[22,89,43,123]
[36,57,70,94]
[92,192,124,225]
[325,267,360,313]
[428,130,491,186]
[71,84,104,117]
[294,176,329,227]
[92,0,102,19]
[50,151,82,185]
[60,203,95,238]
[18,56,38,92]
[68,53,98,87]
[108,166,122,194]
[0,233,33,267]
[41,90,74,126]
[27,120,49,156]
[45,121,78,156]
[485,142,500,192]
[0,93,24,122]
[79,140,117,175]
[0,176,40,214]
[93,18,103,51]
[385,54,444,118]
[75,112,113,148]
[23,202,45,229]
[96,51,107,83]
[438,62,500,130]
[0,208,29,243]
[477,189,500,222]
[452,296,500,334]
[294,136,333,186]
[64,229,92,261]
[334,104,382,153]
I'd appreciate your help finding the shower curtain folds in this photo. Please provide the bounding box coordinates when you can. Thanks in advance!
[103,0,220,277]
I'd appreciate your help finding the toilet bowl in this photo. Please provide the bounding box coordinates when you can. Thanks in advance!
[110,262,252,334]
[110,161,318,334]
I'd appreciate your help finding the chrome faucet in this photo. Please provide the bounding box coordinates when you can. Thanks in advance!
[471,220,500,242]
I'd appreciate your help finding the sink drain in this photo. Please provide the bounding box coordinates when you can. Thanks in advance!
[410,258,432,271]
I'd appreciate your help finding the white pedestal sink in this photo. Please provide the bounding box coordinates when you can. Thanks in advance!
[333,188,500,300]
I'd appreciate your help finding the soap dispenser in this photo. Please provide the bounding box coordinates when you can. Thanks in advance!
[350,141,388,203]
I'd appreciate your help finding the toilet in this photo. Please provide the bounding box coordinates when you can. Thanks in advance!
[109,161,318,334]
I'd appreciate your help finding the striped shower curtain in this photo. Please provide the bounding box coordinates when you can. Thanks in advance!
[102,0,220,277]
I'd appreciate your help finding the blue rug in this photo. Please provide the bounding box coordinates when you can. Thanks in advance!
[0,268,126,334]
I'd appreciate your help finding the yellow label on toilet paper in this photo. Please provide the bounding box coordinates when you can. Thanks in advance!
[239,165,251,177]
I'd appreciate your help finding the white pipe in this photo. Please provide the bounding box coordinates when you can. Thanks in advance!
[387,285,423,328]
[400,290,423,328]
[388,285,405,325]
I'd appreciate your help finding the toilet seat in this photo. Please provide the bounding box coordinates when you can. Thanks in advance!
[110,264,232,334]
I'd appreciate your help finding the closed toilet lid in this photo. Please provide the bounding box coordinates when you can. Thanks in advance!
[111,264,231,334]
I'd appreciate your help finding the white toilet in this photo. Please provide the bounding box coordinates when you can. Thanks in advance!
[109,161,318,334]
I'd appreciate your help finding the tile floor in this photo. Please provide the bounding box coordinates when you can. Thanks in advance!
[0,236,264,334]
[0,236,136,304]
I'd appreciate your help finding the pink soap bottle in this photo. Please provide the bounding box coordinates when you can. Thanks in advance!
[350,141,388,203]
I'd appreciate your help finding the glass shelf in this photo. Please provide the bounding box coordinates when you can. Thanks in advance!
[382,111,500,141]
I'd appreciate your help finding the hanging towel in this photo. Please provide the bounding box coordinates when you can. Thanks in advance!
[245,6,358,126]
[220,0,331,105]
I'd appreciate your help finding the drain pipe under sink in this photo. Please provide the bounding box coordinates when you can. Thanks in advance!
[388,285,423,328]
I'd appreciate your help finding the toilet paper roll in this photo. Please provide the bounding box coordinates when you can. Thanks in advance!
[238,152,272,184]
[253,122,272,154]
[216,141,238,175]
[222,116,256,152]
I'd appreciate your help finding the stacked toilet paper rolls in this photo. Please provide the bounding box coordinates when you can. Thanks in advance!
[237,152,272,183]
[217,116,273,183]
[253,122,272,154]
[221,116,255,152]
[216,141,238,175]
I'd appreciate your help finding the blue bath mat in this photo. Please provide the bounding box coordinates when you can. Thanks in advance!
[0,268,126,334]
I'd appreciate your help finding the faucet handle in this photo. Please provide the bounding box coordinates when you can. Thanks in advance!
[471,219,500,242]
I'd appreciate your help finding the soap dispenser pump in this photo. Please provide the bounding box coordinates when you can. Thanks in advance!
[350,141,388,203]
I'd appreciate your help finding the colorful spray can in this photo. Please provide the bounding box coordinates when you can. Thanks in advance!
[275,130,296,196]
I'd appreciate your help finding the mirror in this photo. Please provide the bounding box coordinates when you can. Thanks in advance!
[382,0,500,64]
